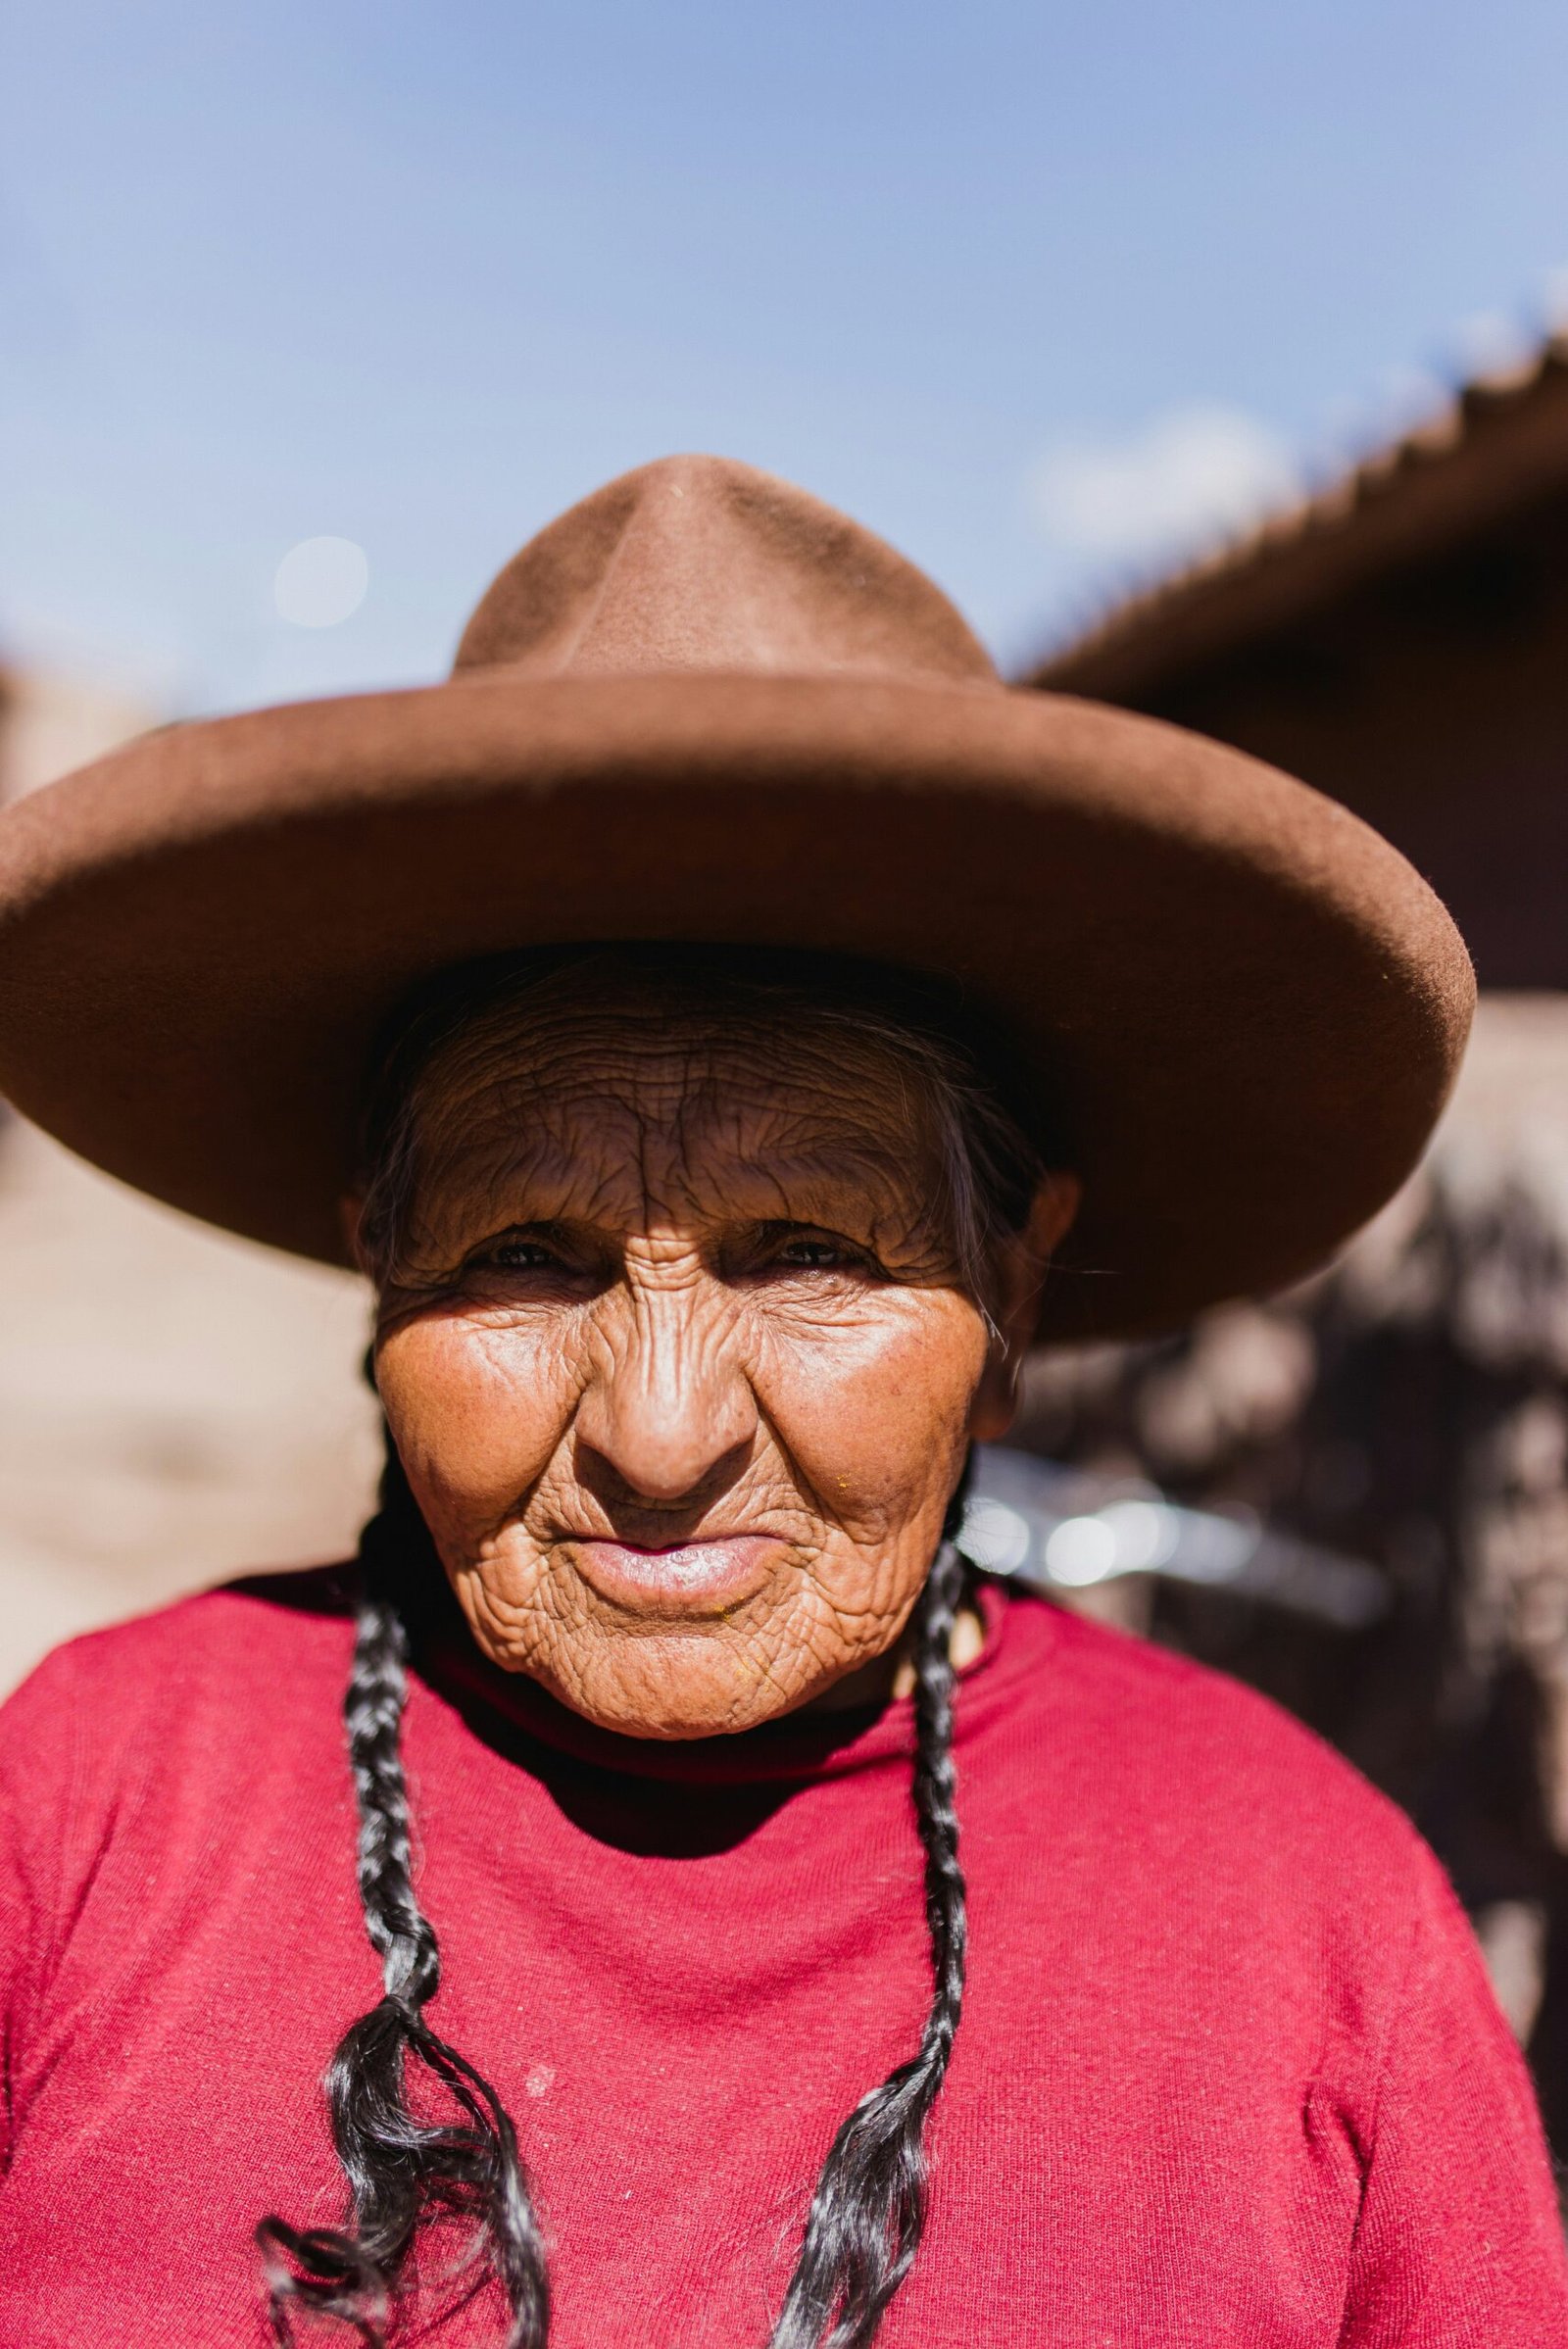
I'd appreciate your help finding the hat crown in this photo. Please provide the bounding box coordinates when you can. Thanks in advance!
[453,455,998,688]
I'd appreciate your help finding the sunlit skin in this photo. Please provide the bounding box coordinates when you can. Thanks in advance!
[357,988,1077,1739]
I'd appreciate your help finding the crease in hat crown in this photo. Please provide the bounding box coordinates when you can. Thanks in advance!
[452,455,1000,689]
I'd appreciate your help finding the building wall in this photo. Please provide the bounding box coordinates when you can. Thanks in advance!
[0,665,164,806]
[1120,485,1568,987]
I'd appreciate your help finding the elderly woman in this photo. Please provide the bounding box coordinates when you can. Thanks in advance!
[0,460,1561,2349]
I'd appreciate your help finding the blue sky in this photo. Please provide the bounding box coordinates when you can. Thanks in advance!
[5,0,1568,713]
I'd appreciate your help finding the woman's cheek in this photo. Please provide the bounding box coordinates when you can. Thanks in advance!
[755,1292,987,1538]
[377,1312,573,1541]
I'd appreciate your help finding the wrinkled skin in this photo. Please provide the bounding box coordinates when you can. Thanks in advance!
[361,989,1076,1738]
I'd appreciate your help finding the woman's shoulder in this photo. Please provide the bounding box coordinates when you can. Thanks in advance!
[985,1596,1491,2087]
[0,1572,367,2055]
[995,1589,1438,1897]
[0,1567,361,1784]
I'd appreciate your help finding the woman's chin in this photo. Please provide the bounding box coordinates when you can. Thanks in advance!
[536,1630,835,1741]
[454,1553,910,1739]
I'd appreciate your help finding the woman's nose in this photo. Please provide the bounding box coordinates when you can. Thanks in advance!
[571,1281,759,1508]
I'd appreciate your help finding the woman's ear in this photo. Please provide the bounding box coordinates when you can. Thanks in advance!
[968,1172,1082,1444]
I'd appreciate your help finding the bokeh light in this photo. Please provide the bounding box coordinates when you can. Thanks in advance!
[273,537,368,629]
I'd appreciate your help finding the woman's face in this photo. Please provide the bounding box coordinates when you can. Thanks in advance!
[365,982,1071,1737]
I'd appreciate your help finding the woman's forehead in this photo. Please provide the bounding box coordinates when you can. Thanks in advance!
[409,995,940,1212]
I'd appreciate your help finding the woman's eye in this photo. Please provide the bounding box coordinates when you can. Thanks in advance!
[777,1237,852,1268]
[751,1228,878,1277]
[467,1233,578,1277]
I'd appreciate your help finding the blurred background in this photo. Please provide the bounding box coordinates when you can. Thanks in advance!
[7,0,1568,2149]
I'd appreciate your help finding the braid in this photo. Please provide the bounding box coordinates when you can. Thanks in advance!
[767,1536,969,2349]
[257,1445,550,2348]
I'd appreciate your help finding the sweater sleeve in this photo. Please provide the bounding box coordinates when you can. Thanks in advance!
[1340,1835,1568,2345]
[0,1644,85,2178]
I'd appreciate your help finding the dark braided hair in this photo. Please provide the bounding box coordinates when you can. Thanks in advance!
[259,1444,552,2348]
[260,943,1053,2344]
[769,1531,968,2349]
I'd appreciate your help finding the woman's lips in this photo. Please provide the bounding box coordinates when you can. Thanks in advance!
[566,1533,780,1614]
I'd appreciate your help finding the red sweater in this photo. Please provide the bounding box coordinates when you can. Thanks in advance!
[0,1571,1563,2348]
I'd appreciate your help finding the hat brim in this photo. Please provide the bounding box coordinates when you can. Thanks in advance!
[0,668,1473,1343]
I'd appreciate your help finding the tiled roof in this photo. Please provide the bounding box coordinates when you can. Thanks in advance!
[1023,333,1568,701]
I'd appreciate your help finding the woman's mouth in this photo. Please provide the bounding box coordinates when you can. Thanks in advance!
[565,1533,781,1615]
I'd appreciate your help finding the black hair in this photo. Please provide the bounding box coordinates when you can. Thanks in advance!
[769,1523,968,2349]
[257,1444,550,2347]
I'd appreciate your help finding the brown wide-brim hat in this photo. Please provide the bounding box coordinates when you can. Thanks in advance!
[0,456,1473,1344]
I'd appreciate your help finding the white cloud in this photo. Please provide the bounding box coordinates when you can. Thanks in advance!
[1026,405,1299,569]
[1449,311,1533,377]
